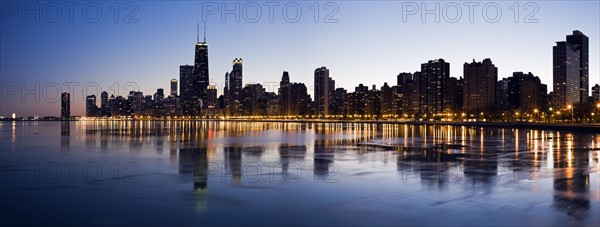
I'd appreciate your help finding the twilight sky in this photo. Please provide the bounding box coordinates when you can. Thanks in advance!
[1,1,599,117]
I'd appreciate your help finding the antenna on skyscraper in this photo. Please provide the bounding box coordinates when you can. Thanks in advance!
[196,19,199,43]
[203,22,206,43]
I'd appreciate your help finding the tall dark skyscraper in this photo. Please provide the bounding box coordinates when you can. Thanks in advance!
[131,91,145,114]
[379,83,393,116]
[224,72,229,103]
[279,72,310,116]
[463,58,497,113]
[100,91,109,116]
[280,71,290,87]
[314,67,333,116]
[508,72,547,112]
[61,92,70,120]
[496,78,510,110]
[180,65,195,115]
[154,88,165,107]
[229,58,243,103]
[566,30,589,103]
[508,72,528,110]
[396,72,414,115]
[86,95,97,117]
[397,73,412,86]
[170,79,178,96]
[206,85,217,107]
[279,71,291,115]
[331,87,347,116]
[194,23,209,104]
[100,91,108,108]
[553,41,580,108]
[418,59,450,115]
[520,74,548,113]
[241,84,265,116]
[443,77,463,113]
[593,84,600,102]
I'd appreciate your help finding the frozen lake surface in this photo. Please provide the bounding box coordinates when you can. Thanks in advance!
[1,121,599,226]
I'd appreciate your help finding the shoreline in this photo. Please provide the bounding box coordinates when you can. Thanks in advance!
[3,118,599,133]
[215,119,600,133]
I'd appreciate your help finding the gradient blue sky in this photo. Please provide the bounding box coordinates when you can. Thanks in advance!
[1,1,599,116]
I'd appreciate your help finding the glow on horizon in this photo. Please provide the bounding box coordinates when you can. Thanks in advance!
[0,1,599,116]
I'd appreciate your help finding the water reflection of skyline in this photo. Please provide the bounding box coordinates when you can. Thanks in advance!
[553,143,591,220]
[37,120,600,222]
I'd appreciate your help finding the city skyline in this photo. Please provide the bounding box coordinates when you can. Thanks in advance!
[1,1,599,116]
[2,2,600,227]
[48,28,597,123]
[3,28,599,118]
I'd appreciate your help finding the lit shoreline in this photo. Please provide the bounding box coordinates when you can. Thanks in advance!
[3,118,599,133]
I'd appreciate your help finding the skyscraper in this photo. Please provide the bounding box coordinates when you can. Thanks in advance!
[520,75,548,113]
[443,77,463,114]
[154,88,165,108]
[170,79,178,96]
[508,72,528,110]
[86,95,97,117]
[314,67,333,116]
[592,84,600,102]
[131,91,145,115]
[223,72,229,109]
[379,83,393,117]
[279,72,310,116]
[553,41,580,108]
[279,71,291,115]
[332,87,347,116]
[405,73,420,115]
[508,72,547,112]
[194,23,209,104]
[396,72,414,115]
[418,59,450,115]
[229,58,243,104]
[100,91,109,117]
[496,78,510,110]
[241,84,264,116]
[206,85,217,108]
[463,58,497,113]
[61,92,70,120]
[280,71,290,87]
[566,30,589,103]
[397,72,412,86]
[180,65,195,115]
[364,87,380,117]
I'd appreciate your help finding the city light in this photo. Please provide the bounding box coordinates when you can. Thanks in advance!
[1,3,598,227]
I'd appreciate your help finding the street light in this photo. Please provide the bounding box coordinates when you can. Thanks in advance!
[534,109,539,122]
[567,104,573,123]
[596,103,600,122]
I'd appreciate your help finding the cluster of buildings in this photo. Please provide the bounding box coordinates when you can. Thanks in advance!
[57,30,599,121]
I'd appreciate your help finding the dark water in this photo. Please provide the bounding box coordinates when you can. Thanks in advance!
[1,121,599,226]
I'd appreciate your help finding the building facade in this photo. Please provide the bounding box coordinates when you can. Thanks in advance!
[86,95,97,117]
[463,58,497,113]
[418,59,450,115]
[592,84,600,102]
[566,30,589,103]
[180,65,196,115]
[314,67,333,116]
[61,92,70,119]
[170,79,178,96]
[553,41,581,108]
[194,37,209,103]
[229,58,243,106]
